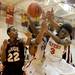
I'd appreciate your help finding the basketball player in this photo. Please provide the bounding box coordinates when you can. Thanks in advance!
[23,20,48,75]
[46,8,73,64]
[42,10,75,75]
[1,26,32,75]
[21,13,39,38]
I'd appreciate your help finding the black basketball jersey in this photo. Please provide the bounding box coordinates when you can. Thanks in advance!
[5,39,25,68]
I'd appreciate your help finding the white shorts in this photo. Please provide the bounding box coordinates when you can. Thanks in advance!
[23,59,45,75]
[43,59,75,75]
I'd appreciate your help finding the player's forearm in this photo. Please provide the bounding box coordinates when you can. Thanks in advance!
[49,19,59,29]
[48,30,61,43]
[35,30,45,45]
[26,37,32,45]
[1,46,6,64]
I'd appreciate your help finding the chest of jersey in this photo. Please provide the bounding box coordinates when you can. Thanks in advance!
[45,38,64,59]
[6,40,24,63]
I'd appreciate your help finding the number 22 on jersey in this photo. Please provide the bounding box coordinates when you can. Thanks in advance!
[8,52,20,62]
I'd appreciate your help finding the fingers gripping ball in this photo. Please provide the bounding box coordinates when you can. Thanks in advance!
[27,3,42,18]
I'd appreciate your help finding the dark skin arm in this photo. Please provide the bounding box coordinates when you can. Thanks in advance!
[45,8,71,46]
[45,29,71,46]
[46,8,60,30]
[1,40,8,64]
[28,21,48,56]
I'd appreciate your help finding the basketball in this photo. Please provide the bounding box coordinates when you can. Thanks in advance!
[27,3,42,18]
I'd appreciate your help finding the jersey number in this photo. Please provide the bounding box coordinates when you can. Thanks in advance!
[50,48,55,54]
[8,52,20,62]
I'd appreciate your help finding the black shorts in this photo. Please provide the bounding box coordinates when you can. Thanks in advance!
[2,66,24,75]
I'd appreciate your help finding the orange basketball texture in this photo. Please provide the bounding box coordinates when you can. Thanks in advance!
[27,3,42,18]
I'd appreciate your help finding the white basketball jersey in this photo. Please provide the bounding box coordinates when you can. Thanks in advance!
[45,37,64,62]
[35,39,46,60]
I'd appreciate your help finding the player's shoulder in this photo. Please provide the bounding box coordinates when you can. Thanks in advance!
[3,39,9,45]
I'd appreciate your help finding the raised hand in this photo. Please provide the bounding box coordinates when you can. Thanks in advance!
[46,8,54,21]
[41,20,48,33]
[41,10,46,21]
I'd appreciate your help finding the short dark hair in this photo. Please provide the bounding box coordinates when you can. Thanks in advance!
[7,26,14,35]
[57,23,73,40]
[57,23,72,34]
[61,23,72,34]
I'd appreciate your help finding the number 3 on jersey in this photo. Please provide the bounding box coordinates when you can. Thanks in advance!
[8,52,20,62]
